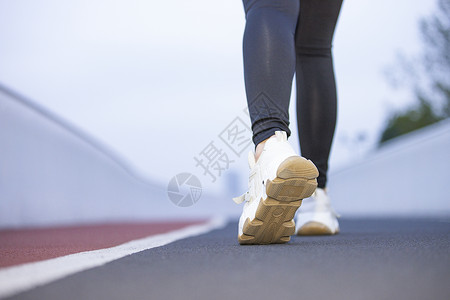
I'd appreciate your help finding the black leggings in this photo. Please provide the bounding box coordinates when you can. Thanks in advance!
[242,0,342,188]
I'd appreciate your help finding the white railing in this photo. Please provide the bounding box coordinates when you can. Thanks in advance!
[0,84,173,228]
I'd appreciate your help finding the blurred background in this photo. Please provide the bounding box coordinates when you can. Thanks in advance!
[1,0,449,228]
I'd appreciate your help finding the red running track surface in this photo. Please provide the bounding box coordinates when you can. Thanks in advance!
[0,220,205,268]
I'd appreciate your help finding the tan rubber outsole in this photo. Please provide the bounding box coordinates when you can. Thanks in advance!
[238,156,319,245]
[296,221,339,236]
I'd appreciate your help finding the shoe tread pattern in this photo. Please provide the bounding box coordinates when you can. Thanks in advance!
[239,157,318,245]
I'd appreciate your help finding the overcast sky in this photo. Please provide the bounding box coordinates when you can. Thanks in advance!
[0,0,438,194]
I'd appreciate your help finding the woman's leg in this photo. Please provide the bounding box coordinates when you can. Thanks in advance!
[295,0,343,188]
[242,0,300,147]
[236,0,320,245]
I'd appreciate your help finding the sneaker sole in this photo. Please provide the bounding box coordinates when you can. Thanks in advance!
[296,221,339,235]
[238,156,319,245]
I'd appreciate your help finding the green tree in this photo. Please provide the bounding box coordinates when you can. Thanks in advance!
[380,0,450,145]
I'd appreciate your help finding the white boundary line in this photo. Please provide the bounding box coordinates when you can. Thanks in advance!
[0,217,227,299]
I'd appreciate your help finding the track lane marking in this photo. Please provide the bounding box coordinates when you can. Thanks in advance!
[0,217,227,299]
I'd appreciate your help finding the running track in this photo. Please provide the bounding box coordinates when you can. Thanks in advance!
[1,218,449,300]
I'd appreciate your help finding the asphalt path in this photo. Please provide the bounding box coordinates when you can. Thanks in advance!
[8,218,450,300]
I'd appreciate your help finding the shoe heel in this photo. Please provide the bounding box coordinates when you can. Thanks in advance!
[277,156,319,179]
[266,177,317,202]
[266,156,319,202]
[297,221,337,235]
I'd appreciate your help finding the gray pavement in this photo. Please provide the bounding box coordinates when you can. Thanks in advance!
[9,218,450,300]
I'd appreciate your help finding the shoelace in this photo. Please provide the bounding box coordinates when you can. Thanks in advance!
[232,167,260,205]
[232,191,249,204]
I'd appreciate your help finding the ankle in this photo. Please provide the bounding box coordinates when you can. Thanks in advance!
[254,136,273,162]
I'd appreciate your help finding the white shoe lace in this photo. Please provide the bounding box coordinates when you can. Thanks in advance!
[233,167,260,204]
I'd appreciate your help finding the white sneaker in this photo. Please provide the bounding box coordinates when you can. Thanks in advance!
[233,131,319,245]
[295,188,340,235]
